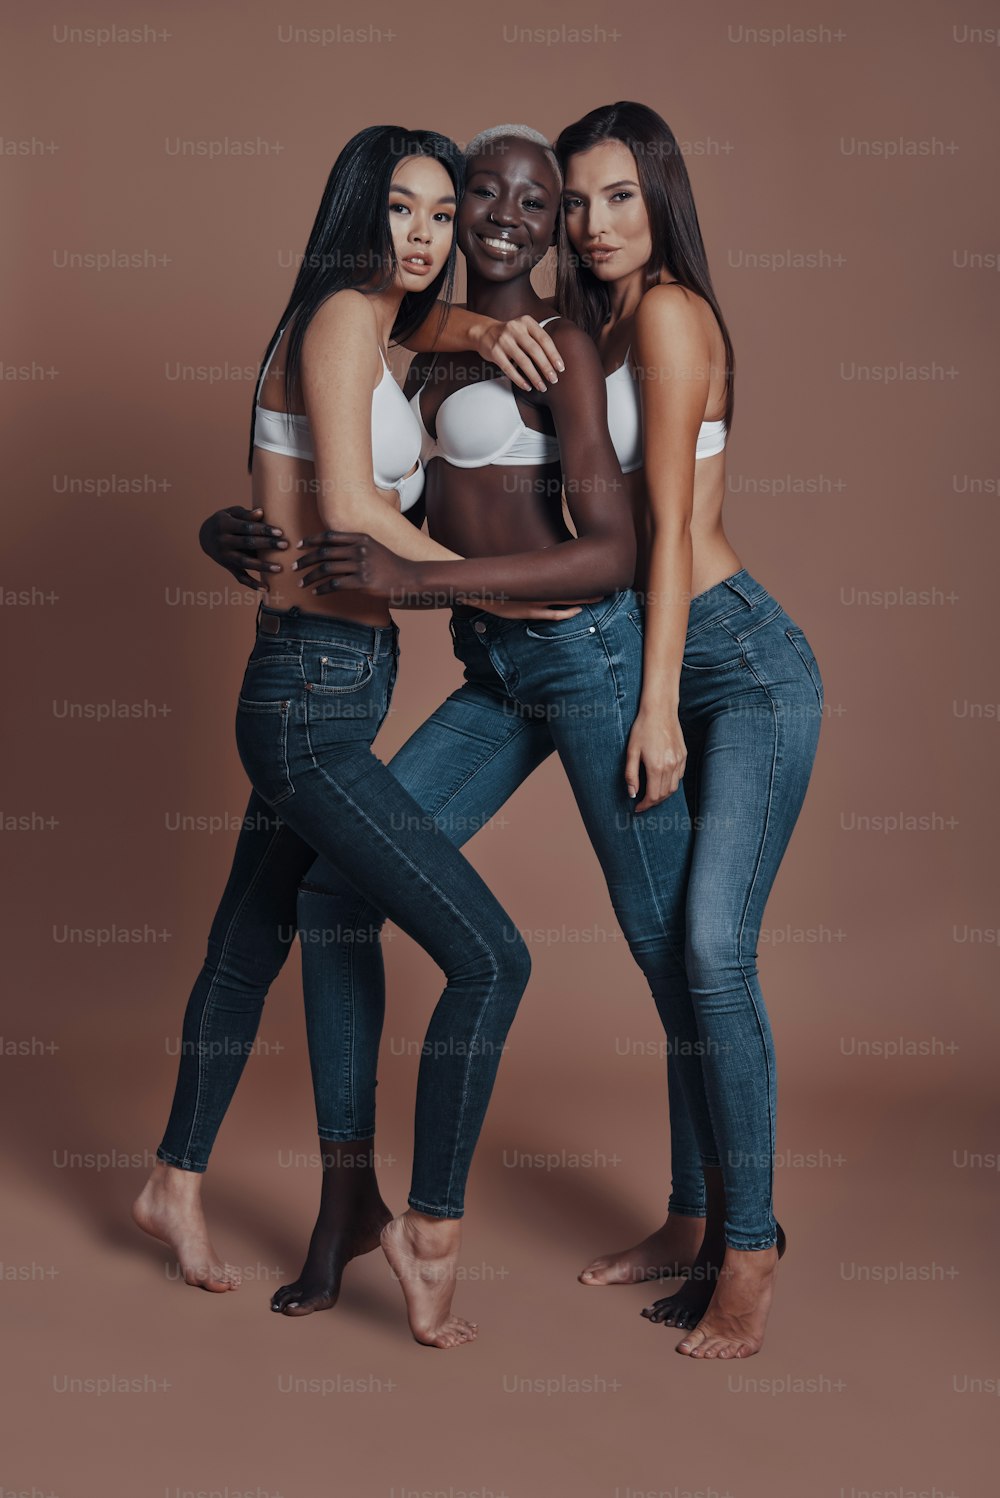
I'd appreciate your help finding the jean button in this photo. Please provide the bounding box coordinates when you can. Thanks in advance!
[474,621,487,634]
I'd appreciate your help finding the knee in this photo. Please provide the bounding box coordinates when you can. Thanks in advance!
[297,884,385,947]
[685,920,756,994]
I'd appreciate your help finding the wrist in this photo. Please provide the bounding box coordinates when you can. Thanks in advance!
[470,314,500,355]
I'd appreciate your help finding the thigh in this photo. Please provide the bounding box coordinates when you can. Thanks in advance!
[206,788,318,968]
[682,615,821,945]
[304,649,555,897]
[386,680,555,846]
[511,593,692,948]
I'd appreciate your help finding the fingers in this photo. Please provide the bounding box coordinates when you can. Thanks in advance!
[633,756,687,814]
[489,345,534,393]
[229,568,269,592]
[625,741,642,803]
[296,531,368,549]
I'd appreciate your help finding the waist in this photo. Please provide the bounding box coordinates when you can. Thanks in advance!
[256,602,397,658]
[682,569,776,634]
[451,587,637,637]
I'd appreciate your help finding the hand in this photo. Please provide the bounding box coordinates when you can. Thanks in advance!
[199,506,287,590]
[478,598,587,621]
[293,531,416,601]
[477,315,566,393]
[625,709,687,814]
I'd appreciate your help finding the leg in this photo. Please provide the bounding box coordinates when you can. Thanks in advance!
[236,614,536,1345]
[134,790,318,1289]
[274,678,554,1314]
[663,589,822,1357]
[485,594,713,1284]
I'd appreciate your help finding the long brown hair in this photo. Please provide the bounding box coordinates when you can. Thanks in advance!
[555,101,734,430]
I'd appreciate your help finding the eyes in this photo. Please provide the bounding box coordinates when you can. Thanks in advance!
[470,186,548,213]
[389,201,455,224]
[562,191,636,211]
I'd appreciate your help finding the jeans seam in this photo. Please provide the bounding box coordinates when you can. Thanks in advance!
[305,760,507,1215]
[180,820,291,1167]
[730,655,780,1240]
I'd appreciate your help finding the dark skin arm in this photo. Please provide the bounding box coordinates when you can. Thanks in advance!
[296,323,635,607]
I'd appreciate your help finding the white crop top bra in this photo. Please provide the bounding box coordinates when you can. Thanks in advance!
[605,349,727,473]
[412,316,561,469]
[253,333,425,513]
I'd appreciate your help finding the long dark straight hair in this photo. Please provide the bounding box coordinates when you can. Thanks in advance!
[247,125,463,470]
[554,102,734,430]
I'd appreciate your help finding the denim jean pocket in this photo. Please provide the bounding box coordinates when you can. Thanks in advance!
[681,619,745,673]
[784,626,824,709]
[304,643,375,695]
[524,590,625,642]
[235,697,294,806]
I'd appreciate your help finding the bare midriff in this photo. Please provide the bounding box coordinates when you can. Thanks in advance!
[626,449,743,605]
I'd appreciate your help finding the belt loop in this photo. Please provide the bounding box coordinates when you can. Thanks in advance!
[724,573,756,607]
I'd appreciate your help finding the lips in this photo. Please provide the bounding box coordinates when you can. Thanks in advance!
[475,232,525,258]
[401,253,433,274]
[584,244,618,262]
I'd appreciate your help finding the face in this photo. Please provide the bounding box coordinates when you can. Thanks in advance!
[387,153,457,290]
[458,138,560,281]
[561,138,652,282]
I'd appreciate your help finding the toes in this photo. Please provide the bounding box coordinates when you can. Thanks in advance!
[282,1293,335,1317]
[271,1282,302,1312]
[675,1328,707,1357]
[641,1296,676,1323]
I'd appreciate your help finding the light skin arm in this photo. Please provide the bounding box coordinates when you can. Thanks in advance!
[626,284,710,811]
[401,302,565,391]
[298,290,461,565]
[308,322,635,606]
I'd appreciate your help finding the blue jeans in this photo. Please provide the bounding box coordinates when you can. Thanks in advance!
[157,603,532,1219]
[157,589,705,1221]
[295,575,821,1248]
[158,572,820,1247]
[297,586,707,1215]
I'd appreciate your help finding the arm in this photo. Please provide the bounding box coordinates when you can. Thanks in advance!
[298,291,461,566]
[625,285,709,811]
[314,322,635,607]
[401,303,564,392]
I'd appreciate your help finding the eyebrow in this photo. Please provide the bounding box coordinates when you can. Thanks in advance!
[467,168,551,193]
[564,178,639,194]
[390,184,457,204]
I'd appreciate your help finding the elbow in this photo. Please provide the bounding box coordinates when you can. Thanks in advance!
[597,532,636,593]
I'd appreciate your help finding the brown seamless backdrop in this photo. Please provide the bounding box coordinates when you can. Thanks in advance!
[1,0,996,1494]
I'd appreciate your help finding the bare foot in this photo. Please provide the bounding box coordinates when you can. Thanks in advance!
[132,1161,240,1292]
[578,1213,705,1286]
[674,1242,781,1359]
[644,1221,784,1331]
[271,1198,392,1316]
[380,1211,477,1349]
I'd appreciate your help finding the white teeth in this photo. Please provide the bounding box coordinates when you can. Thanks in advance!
[482,236,518,254]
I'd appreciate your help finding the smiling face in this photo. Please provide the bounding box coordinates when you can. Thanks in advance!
[561,138,653,282]
[387,153,457,291]
[458,138,560,281]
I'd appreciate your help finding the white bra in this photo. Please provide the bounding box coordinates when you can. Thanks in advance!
[606,349,727,473]
[253,333,425,513]
[412,316,561,469]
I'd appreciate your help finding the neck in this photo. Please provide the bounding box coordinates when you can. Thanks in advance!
[367,288,406,349]
[465,265,550,324]
[605,263,649,327]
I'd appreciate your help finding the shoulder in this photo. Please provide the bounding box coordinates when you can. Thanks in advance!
[541,316,603,378]
[634,282,706,342]
[301,290,380,381]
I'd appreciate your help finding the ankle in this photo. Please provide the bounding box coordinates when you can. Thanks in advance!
[403,1210,462,1250]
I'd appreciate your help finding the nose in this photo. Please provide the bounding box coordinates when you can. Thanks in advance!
[489,193,519,228]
